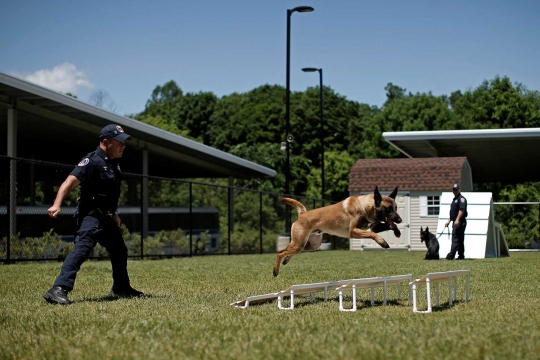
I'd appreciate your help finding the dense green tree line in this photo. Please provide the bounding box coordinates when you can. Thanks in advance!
[134,76,540,248]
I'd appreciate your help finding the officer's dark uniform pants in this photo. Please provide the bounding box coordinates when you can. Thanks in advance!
[446,220,466,260]
[53,215,130,291]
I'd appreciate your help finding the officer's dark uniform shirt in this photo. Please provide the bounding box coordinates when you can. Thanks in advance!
[450,194,467,222]
[70,146,121,217]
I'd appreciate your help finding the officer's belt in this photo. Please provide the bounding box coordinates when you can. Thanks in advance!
[88,208,115,218]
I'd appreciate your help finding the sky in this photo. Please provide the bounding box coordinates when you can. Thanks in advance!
[1,0,539,116]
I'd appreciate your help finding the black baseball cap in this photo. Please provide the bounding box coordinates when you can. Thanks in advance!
[452,183,461,190]
[99,124,132,141]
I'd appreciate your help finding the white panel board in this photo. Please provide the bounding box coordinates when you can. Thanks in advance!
[437,192,508,259]
[464,205,491,219]
[439,234,488,259]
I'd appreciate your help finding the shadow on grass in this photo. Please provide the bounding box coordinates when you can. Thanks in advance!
[80,293,166,303]
[234,295,411,310]
[428,299,467,312]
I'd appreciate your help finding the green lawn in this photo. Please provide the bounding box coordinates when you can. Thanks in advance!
[1,251,539,360]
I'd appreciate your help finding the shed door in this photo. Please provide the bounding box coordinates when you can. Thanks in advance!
[361,194,409,249]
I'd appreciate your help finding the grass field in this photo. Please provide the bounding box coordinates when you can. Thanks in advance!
[1,250,539,360]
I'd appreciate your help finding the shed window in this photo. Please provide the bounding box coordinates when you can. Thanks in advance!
[420,196,440,216]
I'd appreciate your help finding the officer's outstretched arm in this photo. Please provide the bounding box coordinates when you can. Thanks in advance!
[48,175,81,218]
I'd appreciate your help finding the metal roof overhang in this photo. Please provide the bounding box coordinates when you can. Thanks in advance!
[383,128,540,183]
[0,72,276,179]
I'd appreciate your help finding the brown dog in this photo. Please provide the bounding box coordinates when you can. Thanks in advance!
[273,186,402,277]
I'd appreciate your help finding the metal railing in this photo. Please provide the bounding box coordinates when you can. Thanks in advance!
[0,156,343,262]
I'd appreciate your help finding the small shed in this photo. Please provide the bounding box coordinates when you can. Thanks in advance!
[348,157,472,251]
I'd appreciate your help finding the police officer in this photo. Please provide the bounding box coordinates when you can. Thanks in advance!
[43,124,143,304]
[445,183,468,260]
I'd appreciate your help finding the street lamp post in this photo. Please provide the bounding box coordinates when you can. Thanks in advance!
[302,67,324,202]
[285,5,314,235]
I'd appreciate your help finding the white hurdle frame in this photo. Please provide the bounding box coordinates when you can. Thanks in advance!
[337,274,413,312]
[230,293,280,309]
[410,270,470,313]
[277,279,355,310]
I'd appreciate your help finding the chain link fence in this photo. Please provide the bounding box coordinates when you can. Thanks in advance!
[0,156,344,262]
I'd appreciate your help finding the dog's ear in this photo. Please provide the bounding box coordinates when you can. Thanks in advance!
[389,186,398,200]
[426,226,429,232]
[374,186,382,207]
[421,226,424,232]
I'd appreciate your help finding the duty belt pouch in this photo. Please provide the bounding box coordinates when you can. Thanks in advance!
[88,208,115,219]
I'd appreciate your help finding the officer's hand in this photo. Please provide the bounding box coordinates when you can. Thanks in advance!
[445,220,450,228]
[113,213,121,227]
[454,220,460,227]
[48,205,61,218]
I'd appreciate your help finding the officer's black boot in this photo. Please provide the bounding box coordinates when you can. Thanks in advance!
[111,286,144,298]
[43,286,72,305]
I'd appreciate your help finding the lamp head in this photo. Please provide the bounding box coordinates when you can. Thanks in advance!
[291,6,314,13]
[302,67,319,72]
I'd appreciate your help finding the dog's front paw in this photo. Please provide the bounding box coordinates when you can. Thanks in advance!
[393,228,401,238]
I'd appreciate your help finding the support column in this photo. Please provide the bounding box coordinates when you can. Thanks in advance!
[141,148,149,257]
[7,109,17,245]
[228,177,234,233]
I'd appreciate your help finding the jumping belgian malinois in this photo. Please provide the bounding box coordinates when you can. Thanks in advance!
[274,186,402,276]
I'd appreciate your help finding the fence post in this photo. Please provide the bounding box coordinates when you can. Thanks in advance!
[259,191,263,254]
[9,158,17,262]
[139,176,144,259]
[228,186,231,255]
[189,182,193,257]
[6,157,11,263]
[141,149,149,260]
[7,109,17,263]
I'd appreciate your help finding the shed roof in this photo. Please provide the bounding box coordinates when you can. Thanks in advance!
[349,157,467,192]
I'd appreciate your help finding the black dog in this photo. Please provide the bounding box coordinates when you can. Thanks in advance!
[420,226,439,260]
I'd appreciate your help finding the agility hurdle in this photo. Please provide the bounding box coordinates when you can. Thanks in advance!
[276,279,357,310]
[230,292,281,309]
[336,274,412,312]
[409,270,470,313]
[231,274,413,310]
[230,279,356,309]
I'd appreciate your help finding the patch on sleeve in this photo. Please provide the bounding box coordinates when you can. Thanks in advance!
[77,158,90,166]
[460,198,466,203]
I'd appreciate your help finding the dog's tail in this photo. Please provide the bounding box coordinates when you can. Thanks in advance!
[280,197,307,214]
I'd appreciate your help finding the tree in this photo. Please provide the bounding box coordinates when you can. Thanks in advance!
[176,92,218,143]
[306,150,356,200]
[487,182,540,248]
[208,85,286,151]
[143,80,183,123]
[88,89,117,112]
[228,142,310,195]
[450,76,540,129]
[292,86,363,167]
[136,114,189,138]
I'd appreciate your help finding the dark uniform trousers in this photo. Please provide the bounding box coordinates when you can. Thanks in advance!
[446,220,466,260]
[54,214,130,291]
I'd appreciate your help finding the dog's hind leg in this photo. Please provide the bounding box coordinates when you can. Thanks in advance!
[273,243,304,276]
[273,222,310,276]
